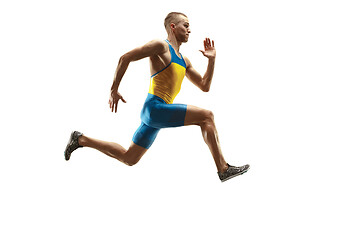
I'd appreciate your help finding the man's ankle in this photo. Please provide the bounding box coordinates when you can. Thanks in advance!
[78,135,85,146]
[219,163,229,173]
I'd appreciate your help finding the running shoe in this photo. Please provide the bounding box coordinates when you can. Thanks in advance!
[64,131,83,160]
[218,164,250,182]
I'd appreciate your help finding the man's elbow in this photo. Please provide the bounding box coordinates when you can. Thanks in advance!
[119,53,131,64]
[202,85,210,92]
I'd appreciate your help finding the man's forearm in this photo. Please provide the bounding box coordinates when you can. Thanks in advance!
[202,58,215,92]
[111,55,130,92]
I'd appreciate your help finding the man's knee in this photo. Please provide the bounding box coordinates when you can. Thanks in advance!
[122,144,147,166]
[125,155,141,166]
[204,109,215,122]
[127,160,138,166]
[113,151,140,166]
[200,109,215,127]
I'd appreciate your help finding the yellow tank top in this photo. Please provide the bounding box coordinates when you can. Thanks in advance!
[148,40,187,104]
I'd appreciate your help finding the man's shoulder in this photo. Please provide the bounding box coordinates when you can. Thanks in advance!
[145,39,168,54]
[148,39,167,47]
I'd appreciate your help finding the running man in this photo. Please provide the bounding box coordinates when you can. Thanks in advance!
[65,12,250,182]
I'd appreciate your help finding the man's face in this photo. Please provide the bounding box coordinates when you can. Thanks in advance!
[173,16,191,42]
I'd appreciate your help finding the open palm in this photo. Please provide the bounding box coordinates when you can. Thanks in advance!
[200,38,216,59]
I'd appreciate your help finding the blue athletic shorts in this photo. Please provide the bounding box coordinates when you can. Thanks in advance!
[132,93,187,149]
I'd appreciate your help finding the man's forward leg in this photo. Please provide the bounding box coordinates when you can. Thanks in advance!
[184,105,228,173]
[184,105,250,181]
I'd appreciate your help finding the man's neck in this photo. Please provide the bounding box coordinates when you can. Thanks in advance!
[167,35,181,52]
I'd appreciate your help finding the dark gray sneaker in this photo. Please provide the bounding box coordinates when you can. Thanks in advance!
[64,131,83,161]
[218,164,250,182]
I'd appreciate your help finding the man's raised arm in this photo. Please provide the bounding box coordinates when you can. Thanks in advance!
[185,38,216,92]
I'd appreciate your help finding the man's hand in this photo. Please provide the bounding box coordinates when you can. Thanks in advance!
[199,38,216,59]
[109,91,126,113]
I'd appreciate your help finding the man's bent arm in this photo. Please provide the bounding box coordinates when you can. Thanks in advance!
[185,38,216,92]
[111,40,167,93]
[185,58,215,92]
[109,40,167,112]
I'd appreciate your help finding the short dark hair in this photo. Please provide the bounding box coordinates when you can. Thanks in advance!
[164,12,187,33]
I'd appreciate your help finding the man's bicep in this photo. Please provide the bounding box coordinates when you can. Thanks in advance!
[124,39,167,62]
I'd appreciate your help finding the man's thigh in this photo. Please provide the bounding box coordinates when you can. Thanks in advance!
[144,102,187,128]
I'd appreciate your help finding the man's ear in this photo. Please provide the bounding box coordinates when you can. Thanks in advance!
[170,23,176,31]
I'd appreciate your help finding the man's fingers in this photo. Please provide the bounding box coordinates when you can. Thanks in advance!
[203,38,214,50]
[109,94,125,113]
[114,102,118,113]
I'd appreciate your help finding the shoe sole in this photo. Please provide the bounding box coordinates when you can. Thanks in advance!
[221,166,250,182]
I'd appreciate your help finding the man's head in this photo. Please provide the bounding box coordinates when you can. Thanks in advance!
[164,12,190,42]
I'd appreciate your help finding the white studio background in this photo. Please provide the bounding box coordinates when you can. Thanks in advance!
[1,0,359,239]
